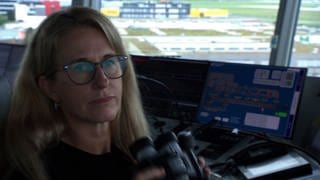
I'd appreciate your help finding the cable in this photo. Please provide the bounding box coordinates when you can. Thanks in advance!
[209,159,238,178]
[138,75,200,134]
[137,74,182,135]
[136,74,178,117]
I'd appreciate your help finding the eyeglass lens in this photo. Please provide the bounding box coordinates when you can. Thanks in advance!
[66,56,127,84]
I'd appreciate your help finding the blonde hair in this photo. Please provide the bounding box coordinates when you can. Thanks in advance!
[2,7,149,180]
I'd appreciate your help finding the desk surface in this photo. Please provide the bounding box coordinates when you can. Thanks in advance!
[202,136,320,179]
[148,117,320,180]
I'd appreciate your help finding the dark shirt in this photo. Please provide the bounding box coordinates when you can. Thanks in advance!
[43,141,134,180]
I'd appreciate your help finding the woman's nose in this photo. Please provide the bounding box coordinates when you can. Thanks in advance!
[93,65,109,88]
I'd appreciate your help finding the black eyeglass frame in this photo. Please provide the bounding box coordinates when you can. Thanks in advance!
[48,55,128,85]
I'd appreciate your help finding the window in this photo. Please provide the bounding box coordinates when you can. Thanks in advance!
[0,0,72,44]
[291,0,320,77]
[0,0,285,66]
[101,0,280,66]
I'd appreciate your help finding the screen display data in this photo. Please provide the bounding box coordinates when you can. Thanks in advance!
[197,62,307,138]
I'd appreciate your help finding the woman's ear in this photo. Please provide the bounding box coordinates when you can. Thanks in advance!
[38,75,59,102]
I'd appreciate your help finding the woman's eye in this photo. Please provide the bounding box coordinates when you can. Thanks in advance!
[70,62,93,72]
[103,59,116,68]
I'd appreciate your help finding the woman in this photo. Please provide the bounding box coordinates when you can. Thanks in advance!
[1,7,209,180]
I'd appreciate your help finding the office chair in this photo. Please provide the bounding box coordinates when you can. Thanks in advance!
[0,43,25,122]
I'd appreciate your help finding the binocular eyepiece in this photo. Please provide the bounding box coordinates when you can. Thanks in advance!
[130,131,206,180]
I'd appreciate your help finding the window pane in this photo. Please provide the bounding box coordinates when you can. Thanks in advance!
[0,0,72,44]
[102,0,280,65]
[291,0,320,77]
[0,0,281,66]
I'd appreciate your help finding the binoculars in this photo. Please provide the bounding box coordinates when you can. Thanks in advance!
[130,131,207,180]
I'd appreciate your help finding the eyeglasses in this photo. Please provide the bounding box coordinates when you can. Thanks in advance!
[53,55,128,85]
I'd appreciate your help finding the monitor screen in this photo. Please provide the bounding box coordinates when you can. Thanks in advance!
[131,55,209,120]
[197,61,307,138]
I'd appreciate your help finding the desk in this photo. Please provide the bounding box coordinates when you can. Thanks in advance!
[195,138,320,179]
[148,117,320,179]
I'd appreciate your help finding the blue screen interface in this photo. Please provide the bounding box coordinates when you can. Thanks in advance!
[197,62,307,138]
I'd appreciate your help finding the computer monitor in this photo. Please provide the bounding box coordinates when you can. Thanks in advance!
[131,55,209,120]
[197,61,307,139]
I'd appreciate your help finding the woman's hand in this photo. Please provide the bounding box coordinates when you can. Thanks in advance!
[132,157,211,180]
[198,156,212,177]
[133,167,166,180]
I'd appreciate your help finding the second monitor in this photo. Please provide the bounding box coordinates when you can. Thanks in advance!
[197,61,307,139]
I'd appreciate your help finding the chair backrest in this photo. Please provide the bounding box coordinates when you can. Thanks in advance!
[0,43,26,121]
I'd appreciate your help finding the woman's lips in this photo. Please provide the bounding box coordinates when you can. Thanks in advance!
[90,96,114,104]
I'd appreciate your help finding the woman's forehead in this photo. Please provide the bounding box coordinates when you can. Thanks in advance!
[55,27,114,65]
